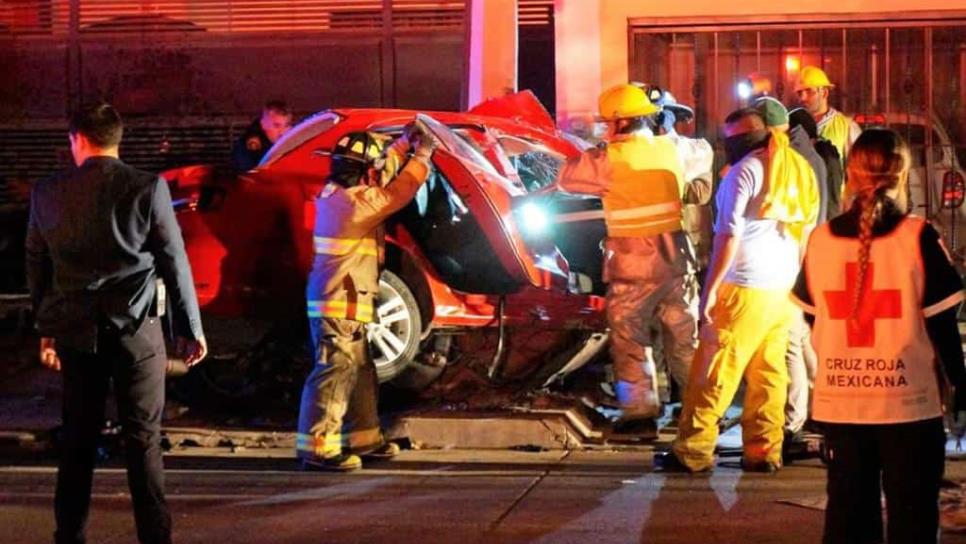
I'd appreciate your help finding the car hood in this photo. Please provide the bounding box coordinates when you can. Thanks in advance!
[468,90,556,133]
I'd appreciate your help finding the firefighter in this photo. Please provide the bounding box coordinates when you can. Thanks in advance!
[552,84,694,437]
[651,88,711,405]
[297,124,436,471]
[231,100,294,171]
[791,129,965,542]
[658,107,818,473]
[795,66,861,165]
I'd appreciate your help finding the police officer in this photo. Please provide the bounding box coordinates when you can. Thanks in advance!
[552,84,693,437]
[791,129,965,543]
[296,123,436,471]
[231,100,294,171]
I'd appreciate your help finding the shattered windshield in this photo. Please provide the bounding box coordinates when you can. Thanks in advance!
[496,135,565,192]
[509,151,563,192]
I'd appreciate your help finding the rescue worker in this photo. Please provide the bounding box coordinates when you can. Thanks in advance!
[231,100,294,171]
[297,124,436,471]
[651,88,713,406]
[552,84,695,437]
[795,66,861,165]
[790,107,844,218]
[753,97,825,459]
[791,129,965,542]
[659,107,819,473]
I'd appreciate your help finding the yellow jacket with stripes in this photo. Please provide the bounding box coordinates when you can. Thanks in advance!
[306,145,431,322]
[556,132,692,283]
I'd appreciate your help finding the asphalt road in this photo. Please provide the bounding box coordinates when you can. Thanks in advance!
[4,449,966,544]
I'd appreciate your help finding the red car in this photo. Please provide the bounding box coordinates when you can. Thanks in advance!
[161,92,609,401]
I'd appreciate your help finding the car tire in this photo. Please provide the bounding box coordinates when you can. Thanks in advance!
[370,270,422,383]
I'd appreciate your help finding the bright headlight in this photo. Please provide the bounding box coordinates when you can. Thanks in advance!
[519,202,549,235]
[737,81,752,100]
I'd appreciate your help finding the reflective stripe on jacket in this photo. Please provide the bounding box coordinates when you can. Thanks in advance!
[605,135,686,237]
[555,132,691,282]
[306,147,430,323]
[557,133,686,238]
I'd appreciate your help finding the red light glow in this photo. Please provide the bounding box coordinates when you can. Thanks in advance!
[785,56,801,72]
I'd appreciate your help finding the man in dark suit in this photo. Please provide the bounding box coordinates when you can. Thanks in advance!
[26,103,208,544]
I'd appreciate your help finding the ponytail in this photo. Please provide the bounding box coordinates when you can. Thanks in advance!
[843,129,911,318]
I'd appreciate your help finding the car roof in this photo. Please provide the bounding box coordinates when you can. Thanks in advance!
[260,107,575,169]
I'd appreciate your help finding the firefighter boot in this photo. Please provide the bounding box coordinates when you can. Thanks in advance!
[301,452,362,472]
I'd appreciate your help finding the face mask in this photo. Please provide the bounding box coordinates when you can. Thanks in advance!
[724,129,768,164]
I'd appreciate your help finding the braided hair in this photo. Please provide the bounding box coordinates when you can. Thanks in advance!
[844,128,911,317]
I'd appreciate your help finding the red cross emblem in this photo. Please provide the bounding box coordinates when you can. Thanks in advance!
[824,262,901,347]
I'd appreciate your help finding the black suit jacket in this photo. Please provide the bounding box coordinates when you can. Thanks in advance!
[26,156,203,352]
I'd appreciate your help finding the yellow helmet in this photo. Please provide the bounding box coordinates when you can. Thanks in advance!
[598,84,659,121]
[795,66,834,91]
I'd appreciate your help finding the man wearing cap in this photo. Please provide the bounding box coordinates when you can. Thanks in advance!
[754,97,827,458]
[795,66,861,164]
[659,107,818,473]
[550,84,693,438]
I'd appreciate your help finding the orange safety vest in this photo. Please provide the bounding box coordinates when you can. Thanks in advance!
[602,135,686,238]
[797,216,942,424]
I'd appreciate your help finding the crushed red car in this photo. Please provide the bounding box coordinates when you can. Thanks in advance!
[160,92,611,402]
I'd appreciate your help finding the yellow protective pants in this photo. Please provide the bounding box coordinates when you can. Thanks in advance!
[672,283,793,471]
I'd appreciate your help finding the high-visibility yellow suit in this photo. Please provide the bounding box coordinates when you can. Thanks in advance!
[672,127,819,471]
[297,132,432,467]
[556,132,695,420]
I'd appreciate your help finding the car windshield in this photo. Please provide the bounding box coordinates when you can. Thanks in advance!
[416,114,500,177]
[496,135,565,192]
[259,111,341,167]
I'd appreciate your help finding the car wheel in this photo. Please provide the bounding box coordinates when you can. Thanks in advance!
[370,270,422,383]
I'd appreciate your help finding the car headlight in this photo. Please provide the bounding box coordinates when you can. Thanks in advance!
[518,202,549,236]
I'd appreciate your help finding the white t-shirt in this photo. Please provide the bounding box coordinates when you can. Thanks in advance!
[714,149,801,289]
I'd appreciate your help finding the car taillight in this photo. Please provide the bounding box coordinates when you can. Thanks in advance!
[942,171,965,209]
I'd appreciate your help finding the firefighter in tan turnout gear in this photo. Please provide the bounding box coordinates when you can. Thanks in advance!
[297,124,436,471]
[553,84,696,437]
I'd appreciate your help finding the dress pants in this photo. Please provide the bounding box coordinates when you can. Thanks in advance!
[55,318,170,544]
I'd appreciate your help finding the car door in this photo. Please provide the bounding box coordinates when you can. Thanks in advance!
[394,114,570,295]
[491,132,607,295]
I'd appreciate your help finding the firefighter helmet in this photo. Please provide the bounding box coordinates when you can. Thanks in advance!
[329,132,388,187]
[598,84,660,121]
[795,66,835,91]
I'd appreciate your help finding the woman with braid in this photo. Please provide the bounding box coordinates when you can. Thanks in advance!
[791,128,965,543]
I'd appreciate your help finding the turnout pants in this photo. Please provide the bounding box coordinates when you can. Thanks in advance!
[672,283,793,471]
[785,309,817,433]
[297,317,384,460]
[822,418,946,544]
[55,318,170,544]
[607,273,698,419]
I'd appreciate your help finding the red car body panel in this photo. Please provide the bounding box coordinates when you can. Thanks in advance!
[161,95,606,354]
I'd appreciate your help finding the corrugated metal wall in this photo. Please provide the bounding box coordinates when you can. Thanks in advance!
[0,0,467,179]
